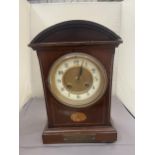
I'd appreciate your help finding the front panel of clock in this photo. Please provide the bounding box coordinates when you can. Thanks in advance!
[37,46,114,127]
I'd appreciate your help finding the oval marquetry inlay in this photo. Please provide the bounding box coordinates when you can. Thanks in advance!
[70,112,87,122]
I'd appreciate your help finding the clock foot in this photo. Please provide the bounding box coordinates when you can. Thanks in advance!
[42,125,117,144]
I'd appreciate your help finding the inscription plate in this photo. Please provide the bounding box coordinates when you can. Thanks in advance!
[63,133,96,143]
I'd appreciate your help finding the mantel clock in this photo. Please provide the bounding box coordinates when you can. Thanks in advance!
[29,20,122,144]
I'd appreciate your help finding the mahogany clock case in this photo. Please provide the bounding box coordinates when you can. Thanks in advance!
[29,20,122,143]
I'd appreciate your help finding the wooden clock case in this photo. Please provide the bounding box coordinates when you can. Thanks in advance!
[29,20,122,144]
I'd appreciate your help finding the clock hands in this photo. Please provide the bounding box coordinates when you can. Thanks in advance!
[77,60,84,81]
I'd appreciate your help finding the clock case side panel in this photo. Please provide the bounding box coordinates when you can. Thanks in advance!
[85,46,115,125]
[36,45,115,128]
[107,49,115,125]
[36,52,54,127]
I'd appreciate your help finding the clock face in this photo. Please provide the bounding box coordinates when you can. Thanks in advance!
[48,53,108,108]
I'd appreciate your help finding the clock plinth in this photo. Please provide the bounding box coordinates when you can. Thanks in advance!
[29,20,122,144]
[42,125,117,144]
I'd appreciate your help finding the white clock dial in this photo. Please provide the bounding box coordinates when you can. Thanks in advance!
[48,53,108,108]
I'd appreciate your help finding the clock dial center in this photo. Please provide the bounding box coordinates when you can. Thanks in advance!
[63,66,93,93]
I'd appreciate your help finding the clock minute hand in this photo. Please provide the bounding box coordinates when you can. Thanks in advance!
[77,60,84,80]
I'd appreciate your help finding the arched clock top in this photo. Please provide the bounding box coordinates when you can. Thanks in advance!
[29,20,122,50]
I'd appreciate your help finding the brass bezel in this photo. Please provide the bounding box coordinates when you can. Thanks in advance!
[48,53,108,108]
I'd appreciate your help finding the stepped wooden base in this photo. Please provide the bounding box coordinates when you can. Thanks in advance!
[42,125,117,144]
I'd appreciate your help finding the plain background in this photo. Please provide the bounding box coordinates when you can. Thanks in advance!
[0,0,155,155]
[19,0,135,115]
